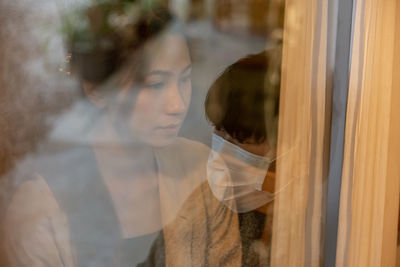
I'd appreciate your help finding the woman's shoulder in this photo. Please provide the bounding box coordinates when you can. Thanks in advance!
[174,181,221,219]
[5,174,63,223]
[4,174,75,266]
[154,138,211,223]
[154,137,210,174]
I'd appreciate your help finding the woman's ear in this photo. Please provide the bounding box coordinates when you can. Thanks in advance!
[82,81,107,108]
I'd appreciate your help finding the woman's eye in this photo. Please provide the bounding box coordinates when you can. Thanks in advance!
[147,82,165,89]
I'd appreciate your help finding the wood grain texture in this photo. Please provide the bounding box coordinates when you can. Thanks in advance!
[270,0,334,266]
[336,0,400,266]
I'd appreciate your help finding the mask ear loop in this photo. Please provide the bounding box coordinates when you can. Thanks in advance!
[267,139,300,162]
[270,171,308,196]
[265,141,305,195]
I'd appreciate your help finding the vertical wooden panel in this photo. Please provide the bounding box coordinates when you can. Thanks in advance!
[336,0,400,266]
[384,2,400,266]
[270,0,333,266]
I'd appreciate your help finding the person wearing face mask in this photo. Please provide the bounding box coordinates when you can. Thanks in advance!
[143,48,282,266]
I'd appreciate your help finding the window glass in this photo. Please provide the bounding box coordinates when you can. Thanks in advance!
[0,1,334,267]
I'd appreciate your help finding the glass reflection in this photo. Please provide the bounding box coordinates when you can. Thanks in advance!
[1,0,284,266]
[2,2,208,266]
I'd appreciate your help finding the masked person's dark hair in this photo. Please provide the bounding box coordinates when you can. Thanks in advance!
[205,50,280,146]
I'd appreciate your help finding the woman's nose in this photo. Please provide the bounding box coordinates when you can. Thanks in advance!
[164,80,186,115]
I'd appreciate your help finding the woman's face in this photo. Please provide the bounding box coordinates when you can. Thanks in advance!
[113,34,192,147]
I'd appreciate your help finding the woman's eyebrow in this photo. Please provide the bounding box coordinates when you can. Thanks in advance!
[147,64,192,77]
[147,70,171,77]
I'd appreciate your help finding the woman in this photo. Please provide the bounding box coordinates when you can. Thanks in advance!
[3,4,208,267]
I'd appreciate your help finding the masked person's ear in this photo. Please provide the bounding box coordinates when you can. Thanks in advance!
[82,81,107,108]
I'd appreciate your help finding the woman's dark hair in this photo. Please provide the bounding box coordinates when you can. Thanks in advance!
[121,8,189,86]
[205,49,281,145]
[69,6,184,85]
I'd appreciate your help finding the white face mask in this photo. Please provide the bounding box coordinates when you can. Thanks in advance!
[207,133,275,213]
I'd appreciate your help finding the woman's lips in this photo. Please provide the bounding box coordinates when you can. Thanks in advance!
[156,124,181,134]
